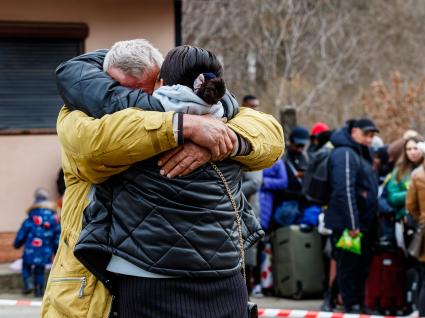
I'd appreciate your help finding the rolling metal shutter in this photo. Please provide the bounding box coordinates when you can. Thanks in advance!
[0,39,81,129]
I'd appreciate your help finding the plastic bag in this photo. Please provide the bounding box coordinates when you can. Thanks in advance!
[9,258,22,272]
[336,229,362,255]
[260,242,273,289]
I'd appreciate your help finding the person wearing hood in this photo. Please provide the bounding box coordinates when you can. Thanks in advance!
[14,189,60,297]
[324,118,380,314]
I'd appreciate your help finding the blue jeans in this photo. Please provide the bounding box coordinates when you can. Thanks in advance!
[418,263,425,316]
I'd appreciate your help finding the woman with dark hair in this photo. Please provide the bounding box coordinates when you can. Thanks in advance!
[152,45,227,118]
[73,45,264,318]
[387,136,425,220]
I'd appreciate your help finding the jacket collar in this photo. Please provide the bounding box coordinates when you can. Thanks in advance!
[331,126,373,163]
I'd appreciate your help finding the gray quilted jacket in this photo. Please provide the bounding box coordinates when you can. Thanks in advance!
[74,157,263,291]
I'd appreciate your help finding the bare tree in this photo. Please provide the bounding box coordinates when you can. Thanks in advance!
[183,1,359,117]
[183,0,425,134]
[362,72,425,142]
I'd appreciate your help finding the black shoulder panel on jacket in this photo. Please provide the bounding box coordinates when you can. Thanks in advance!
[55,50,164,118]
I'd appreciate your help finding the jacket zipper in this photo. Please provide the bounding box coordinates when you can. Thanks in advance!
[51,277,87,298]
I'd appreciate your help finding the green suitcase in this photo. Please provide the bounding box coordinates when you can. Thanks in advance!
[272,225,324,299]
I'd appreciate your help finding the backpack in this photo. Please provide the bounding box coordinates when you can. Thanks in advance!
[302,147,332,205]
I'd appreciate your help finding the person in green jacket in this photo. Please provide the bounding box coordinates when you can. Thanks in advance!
[387,136,424,220]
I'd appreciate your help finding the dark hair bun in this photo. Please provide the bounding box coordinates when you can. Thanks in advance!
[196,77,226,105]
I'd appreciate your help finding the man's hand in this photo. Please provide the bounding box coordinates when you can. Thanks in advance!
[158,142,211,178]
[183,114,236,161]
[295,171,304,179]
[348,229,360,238]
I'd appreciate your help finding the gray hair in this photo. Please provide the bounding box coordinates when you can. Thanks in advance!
[103,39,164,76]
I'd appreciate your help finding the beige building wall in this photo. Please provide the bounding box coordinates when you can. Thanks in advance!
[0,136,61,232]
[0,0,175,54]
[0,0,175,234]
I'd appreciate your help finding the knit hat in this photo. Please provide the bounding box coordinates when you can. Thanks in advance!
[310,122,329,136]
[34,188,49,202]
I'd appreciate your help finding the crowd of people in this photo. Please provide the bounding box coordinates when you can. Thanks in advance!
[242,100,425,316]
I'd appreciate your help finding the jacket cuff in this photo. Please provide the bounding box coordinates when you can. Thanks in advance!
[230,133,252,157]
[172,113,185,145]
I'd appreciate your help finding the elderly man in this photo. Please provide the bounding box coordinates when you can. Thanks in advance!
[41,40,284,317]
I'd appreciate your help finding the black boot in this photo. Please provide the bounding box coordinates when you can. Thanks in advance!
[360,305,380,315]
[346,304,361,314]
[320,290,335,312]
[22,279,34,295]
[34,285,44,298]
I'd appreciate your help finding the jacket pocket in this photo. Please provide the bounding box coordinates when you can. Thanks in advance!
[50,276,87,298]
[43,234,98,317]
[48,273,94,317]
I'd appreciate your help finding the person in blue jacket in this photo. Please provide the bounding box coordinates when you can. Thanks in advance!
[14,189,60,297]
[324,118,379,314]
[259,160,288,231]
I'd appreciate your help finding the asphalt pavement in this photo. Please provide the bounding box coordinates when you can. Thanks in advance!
[0,306,40,318]
[0,293,322,318]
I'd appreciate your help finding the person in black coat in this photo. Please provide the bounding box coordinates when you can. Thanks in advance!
[270,127,309,229]
[281,126,310,202]
[324,118,379,314]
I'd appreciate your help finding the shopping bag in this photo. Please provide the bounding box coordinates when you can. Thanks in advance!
[336,229,362,255]
[9,258,22,272]
[260,242,273,289]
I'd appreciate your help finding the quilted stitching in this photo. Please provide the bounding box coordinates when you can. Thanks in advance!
[115,166,239,264]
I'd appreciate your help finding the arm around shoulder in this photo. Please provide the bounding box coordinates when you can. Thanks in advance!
[227,107,284,171]
[56,50,164,117]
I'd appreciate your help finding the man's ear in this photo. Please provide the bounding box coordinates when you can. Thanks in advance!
[154,78,164,91]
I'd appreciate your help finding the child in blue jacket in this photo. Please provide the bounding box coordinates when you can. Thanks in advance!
[14,189,60,297]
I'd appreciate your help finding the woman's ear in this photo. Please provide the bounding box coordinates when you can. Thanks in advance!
[154,77,164,91]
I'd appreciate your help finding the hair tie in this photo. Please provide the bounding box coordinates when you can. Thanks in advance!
[193,72,217,93]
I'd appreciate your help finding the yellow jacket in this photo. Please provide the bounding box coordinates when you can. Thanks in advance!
[41,106,284,317]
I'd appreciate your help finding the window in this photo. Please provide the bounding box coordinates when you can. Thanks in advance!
[0,22,88,133]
